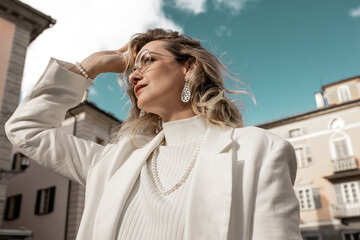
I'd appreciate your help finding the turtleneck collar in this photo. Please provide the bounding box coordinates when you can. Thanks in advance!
[162,115,208,146]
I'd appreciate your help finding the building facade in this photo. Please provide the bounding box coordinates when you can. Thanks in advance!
[259,76,360,240]
[2,94,122,240]
[0,0,55,238]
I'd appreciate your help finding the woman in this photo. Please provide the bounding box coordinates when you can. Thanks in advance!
[5,28,302,240]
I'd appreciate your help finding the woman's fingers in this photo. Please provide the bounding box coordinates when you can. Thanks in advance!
[78,43,130,78]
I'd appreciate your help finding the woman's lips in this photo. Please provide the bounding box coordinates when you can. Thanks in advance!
[134,84,147,96]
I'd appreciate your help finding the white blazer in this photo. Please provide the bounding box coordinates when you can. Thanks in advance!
[5,58,302,240]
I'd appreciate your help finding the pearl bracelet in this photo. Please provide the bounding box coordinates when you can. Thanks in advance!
[75,62,94,86]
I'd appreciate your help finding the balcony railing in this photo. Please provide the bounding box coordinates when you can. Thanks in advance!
[331,202,360,218]
[332,156,357,172]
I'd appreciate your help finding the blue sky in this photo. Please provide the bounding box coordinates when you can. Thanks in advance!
[79,0,360,125]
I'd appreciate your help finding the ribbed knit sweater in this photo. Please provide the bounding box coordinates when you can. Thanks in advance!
[117,115,208,240]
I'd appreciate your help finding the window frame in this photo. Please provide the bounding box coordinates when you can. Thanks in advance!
[296,187,316,211]
[333,138,351,159]
[341,231,360,240]
[35,186,56,215]
[289,128,302,138]
[329,132,354,160]
[340,181,360,205]
[303,234,322,240]
[337,85,352,103]
[294,145,312,168]
[4,194,22,221]
[12,152,24,171]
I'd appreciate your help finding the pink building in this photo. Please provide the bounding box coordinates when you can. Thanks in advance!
[0,0,54,239]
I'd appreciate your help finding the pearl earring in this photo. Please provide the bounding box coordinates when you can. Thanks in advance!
[181,81,190,103]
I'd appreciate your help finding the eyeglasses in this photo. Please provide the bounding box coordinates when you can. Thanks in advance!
[132,49,181,74]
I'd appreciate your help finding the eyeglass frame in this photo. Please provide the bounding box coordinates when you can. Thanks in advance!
[132,49,185,74]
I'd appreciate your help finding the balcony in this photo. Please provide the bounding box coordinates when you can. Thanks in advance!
[332,202,360,218]
[332,156,358,172]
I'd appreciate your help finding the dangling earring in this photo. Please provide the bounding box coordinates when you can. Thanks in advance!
[181,80,190,103]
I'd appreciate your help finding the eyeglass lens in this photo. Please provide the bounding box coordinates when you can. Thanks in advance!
[135,49,151,73]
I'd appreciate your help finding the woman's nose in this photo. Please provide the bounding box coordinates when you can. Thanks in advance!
[129,69,143,85]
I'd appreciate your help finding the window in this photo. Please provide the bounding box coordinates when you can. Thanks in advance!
[295,146,312,168]
[289,128,302,138]
[296,187,315,210]
[282,127,305,139]
[330,132,354,162]
[343,232,360,240]
[35,186,56,215]
[341,182,360,204]
[333,138,351,159]
[12,153,23,170]
[12,152,30,171]
[304,236,321,240]
[96,136,105,146]
[337,85,351,103]
[4,194,22,220]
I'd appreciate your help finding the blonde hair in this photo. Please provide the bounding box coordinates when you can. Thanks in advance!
[111,28,250,144]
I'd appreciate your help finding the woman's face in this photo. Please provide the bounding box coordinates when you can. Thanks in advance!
[129,40,189,120]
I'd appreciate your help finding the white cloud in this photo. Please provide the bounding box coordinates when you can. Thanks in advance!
[88,88,98,97]
[215,25,232,36]
[174,0,206,14]
[19,0,182,100]
[213,0,254,14]
[107,85,114,92]
[350,5,360,17]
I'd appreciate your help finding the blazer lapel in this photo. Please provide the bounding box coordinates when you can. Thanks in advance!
[185,124,234,240]
[93,131,165,240]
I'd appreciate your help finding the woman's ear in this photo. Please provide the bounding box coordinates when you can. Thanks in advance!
[184,57,196,74]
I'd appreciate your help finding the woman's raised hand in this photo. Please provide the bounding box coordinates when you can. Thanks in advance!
[72,43,129,79]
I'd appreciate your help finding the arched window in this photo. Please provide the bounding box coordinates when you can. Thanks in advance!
[329,132,353,160]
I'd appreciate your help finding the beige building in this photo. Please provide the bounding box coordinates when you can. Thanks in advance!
[2,92,122,240]
[259,76,360,240]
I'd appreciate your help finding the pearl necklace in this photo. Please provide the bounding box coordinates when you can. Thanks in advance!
[150,137,205,196]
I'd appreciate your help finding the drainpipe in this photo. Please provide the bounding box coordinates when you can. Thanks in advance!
[64,110,77,240]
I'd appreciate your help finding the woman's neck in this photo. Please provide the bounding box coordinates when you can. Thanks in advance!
[160,107,196,123]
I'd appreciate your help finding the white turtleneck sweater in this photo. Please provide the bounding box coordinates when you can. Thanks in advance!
[117,115,208,240]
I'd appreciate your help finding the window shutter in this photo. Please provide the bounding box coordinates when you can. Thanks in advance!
[35,190,41,215]
[305,146,312,163]
[312,188,322,209]
[4,197,10,220]
[14,195,22,219]
[12,154,17,170]
[4,195,22,220]
[48,187,56,213]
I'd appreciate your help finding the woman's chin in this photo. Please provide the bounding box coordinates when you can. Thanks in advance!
[137,100,150,112]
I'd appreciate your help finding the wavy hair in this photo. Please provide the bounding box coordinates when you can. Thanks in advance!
[111,28,251,144]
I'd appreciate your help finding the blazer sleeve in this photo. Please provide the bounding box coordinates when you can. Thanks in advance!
[252,140,302,240]
[5,58,106,187]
